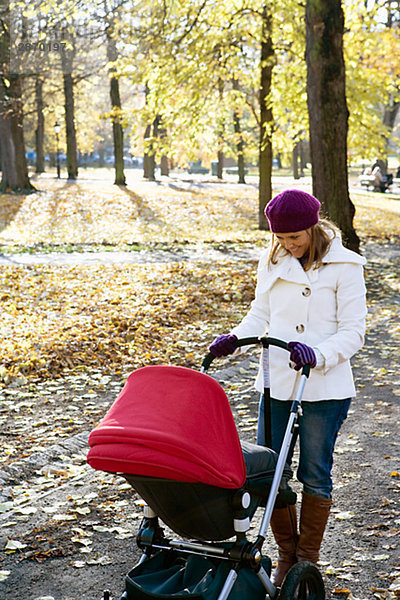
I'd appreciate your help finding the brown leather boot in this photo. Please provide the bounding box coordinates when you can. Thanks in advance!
[296,491,333,564]
[270,503,298,587]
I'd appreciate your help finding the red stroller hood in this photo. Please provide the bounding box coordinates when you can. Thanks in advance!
[87,365,247,489]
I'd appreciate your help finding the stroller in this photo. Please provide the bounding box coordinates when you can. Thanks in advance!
[87,337,325,600]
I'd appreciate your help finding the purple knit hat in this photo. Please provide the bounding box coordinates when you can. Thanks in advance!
[265,189,321,233]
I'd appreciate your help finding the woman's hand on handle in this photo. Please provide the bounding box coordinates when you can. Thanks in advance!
[209,334,238,357]
[287,341,316,371]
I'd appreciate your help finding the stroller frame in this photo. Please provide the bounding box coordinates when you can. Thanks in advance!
[93,337,325,600]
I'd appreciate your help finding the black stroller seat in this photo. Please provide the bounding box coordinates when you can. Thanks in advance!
[124,440,293,542]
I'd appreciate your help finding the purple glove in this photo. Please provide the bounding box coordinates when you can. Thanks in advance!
[209,334,238,357]
[288,341,317,371]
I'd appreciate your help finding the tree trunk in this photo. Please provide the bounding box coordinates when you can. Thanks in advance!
[160,155,169,176]
[233,111,245,184]
[107,29,126,186]
[0,5,34,193]
[217,78,224,180]
[160,140,169,177]
[258,4,274,230]
[383,100,399,131]
[232,77,246,184]
[381,7,400,161]
[299,139,306,176]
[305,0,359,252]
[0,20,32,192]
[99,144,105,167]
[292,142,300,179]
[143,84,155,180]
[158,117,169,176]
[109,77,126,185]
[143,123,155,180]
[217,149,223,179]
[0,75,35,193]
[383,99,399,163]
[35,76,45,174]
[61,51,78,180]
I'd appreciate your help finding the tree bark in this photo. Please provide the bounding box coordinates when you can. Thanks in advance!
[381,7,400,161]
[160,155,169,176]
[305,0,359,252]
[383,100,399,131]
[143,122,155,180]
[0,75,35,192]
[0,7,34,193]
[258,4,274,230]
[143,84,155,180]
[107,28,126,186]
[217,150,224,179]
[299,139,306,176]
[109,77,126,185]
[35,76,45,174]
[292,142,300,180]
[98,144,105,167]
[217,78,224,180]
[383,99,399,165]
[233,77,246,184]
[158,117,169,176]
[61,50,78,180]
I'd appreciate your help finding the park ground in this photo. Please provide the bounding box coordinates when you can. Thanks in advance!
[0,169,399,600]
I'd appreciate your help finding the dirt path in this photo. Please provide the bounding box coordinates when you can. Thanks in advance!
[0,243,260,266]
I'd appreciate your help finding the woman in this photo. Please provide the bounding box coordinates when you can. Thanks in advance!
[209,189,367,586]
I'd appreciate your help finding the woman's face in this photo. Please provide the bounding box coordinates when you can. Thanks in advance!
[275,230,311,258]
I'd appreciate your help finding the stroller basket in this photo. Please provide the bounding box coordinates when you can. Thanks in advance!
[125,549,272,600]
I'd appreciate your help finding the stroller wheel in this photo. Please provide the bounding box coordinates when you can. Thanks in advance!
[278,561,325,600]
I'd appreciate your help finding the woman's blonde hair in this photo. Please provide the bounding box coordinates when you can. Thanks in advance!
[268,219,339,271]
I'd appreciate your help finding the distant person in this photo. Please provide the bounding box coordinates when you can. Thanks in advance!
[372,165,384,192]
[373,166,393,192]
[371,158,380,171]
[371,158,385,172]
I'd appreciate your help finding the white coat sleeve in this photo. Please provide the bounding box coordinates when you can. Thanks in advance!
[315,263,367,372]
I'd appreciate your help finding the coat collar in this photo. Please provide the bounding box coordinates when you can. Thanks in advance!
[257,254,312,293]
[322,235,366,265]
[257,234,365,293]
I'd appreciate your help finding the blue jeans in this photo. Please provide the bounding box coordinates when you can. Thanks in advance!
[257,395,351,499]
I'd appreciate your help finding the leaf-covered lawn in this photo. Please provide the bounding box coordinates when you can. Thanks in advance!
[1,261,256,381]
[0,175,399,383]
[353,193,400,240]
[2,175,397,247]
[0,177,264,246]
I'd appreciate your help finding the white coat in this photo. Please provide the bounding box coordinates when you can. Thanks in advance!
[231,234,367,401]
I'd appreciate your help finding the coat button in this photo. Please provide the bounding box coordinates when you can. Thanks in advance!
[296,324,305,333]
[302,287,311,297]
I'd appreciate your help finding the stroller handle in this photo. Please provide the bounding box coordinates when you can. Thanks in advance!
[201,336,311,378]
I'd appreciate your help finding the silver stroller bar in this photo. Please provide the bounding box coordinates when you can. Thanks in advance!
[258,373,308,539]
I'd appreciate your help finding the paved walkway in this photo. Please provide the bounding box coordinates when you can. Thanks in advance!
[0,239,399,266]
[0,245,262,265]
